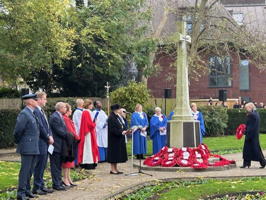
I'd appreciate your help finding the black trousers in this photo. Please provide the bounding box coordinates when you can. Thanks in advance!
[33,153,48,190]
[17,155,37,198]
[50,152,62,187]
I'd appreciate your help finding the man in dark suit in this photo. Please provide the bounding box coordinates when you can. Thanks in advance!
[14,94,39,200]
[49,102,68,191]
[32,92,54,195]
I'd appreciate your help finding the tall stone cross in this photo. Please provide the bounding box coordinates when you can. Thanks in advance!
[172,19,193,121]
[169,19,200,148]
[105,82,110,115]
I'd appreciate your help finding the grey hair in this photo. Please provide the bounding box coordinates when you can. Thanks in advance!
[245,102,256,111]
[55,102,65,111]
[155,107,161,112]
[76,99,84,107]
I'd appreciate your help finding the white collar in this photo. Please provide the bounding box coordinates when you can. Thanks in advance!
[192,111,199,115]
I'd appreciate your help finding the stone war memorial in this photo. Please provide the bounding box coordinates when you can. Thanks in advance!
[142,17,236,171]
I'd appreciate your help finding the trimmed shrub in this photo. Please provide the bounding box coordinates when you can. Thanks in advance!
[226,109,246,135]
[200,106,228,136]
[227,108,266,135]
[258,109,266,133]
[0,110,19,148]
[110,82,152,113]
[0,88,20,98]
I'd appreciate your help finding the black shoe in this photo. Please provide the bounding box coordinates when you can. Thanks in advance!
[17,196,29,200]
[41,187,54,193]
[110,171,119,175]
[62,181,71,187]
[117,171,123,174]
[240,165,250,168]
[25,192,36,198]
[53,186,66,191]
[70,183,77,187]
[260,165,265,169]
[32,189,47,195]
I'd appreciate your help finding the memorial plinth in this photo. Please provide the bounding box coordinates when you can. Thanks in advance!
[169,120,200,147]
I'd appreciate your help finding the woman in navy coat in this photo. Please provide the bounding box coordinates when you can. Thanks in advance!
[241,102,266,168]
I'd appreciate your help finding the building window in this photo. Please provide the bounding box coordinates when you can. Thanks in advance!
[239,60,249,90]
[186,23,193,34]
[186,15,193,34]
[232,13,244,25]
[209,56,232,87]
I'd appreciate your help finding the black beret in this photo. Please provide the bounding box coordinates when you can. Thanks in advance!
[111,104,121,111]
[21,93,37,100]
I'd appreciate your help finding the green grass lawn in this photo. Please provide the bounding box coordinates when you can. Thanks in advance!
[0,161,20,191]
[123,177,266,200]
[126,134,266,156]
[159,178,266,200]
[0,161,92,199]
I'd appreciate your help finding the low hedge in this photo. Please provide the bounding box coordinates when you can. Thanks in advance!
[226,108,266,135]
[200,106,228,136]
[0,110,19,148]
[0,88,20,98]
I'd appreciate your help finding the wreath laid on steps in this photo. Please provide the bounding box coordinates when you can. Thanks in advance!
[144,144,235,169]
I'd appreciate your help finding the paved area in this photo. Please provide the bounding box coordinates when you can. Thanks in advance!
[1,149,266,200]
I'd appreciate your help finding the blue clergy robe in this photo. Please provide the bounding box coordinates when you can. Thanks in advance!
[130,112,149,155]
[150,114,168,155]
[167,111,174,120]
[192,111,206,144]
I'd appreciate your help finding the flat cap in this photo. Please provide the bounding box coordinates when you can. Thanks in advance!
[111,104,121,111]
[21,93,37,100]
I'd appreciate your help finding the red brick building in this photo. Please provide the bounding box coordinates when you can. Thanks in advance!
[147,0,266,103]
[148,52,266,103]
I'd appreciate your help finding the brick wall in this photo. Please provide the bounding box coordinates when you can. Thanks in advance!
[148,53,266,103]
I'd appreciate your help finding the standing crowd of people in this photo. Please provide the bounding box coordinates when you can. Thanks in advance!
[14,92,207,200]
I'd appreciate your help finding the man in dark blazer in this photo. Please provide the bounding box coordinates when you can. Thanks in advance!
[49,102,68,190]
[14,94,39,200]
[32,92,54,195]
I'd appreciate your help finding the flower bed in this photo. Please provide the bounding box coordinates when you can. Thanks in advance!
[206,191,266,200]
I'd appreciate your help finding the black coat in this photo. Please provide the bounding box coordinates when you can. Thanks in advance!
[243,111,265,162]
[107,112,128,163]
[61,132,75,163]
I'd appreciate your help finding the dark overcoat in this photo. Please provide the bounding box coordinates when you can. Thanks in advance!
[243,111,265,161]
[49,112,68,153]
[107,112,128,163]
[34,108,52,154]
